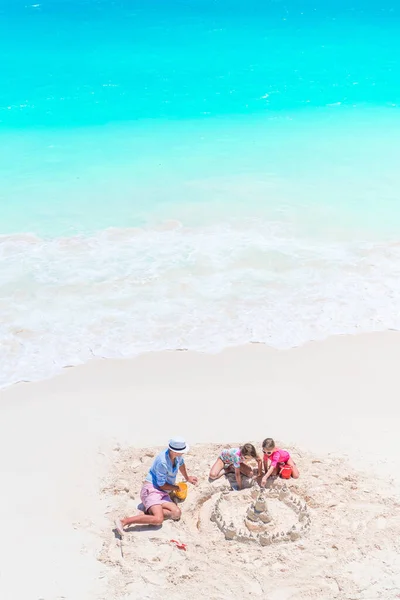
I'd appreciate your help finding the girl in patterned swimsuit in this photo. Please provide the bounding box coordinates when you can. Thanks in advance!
[209,443,262,490]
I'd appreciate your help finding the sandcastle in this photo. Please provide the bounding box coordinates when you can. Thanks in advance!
[210,483,311,546]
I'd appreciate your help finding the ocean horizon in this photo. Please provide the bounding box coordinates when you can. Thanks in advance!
[1,0,400,388]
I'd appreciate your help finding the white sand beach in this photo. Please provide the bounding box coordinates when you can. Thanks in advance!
[1,332,400,600]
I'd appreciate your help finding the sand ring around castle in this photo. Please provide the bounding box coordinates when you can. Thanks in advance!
[210,483,311,546]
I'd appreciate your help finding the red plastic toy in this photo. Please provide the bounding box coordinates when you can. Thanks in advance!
[170,539,187,551]
[280,464,292,479]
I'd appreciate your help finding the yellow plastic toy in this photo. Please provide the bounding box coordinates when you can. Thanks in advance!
[175,482,188,500]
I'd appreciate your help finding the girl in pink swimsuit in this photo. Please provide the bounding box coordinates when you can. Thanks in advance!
[261,437,299,486]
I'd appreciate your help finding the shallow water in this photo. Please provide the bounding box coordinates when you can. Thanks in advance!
[1,0,400,387]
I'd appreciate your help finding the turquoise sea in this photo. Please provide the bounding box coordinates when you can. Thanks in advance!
[1,0,400,386]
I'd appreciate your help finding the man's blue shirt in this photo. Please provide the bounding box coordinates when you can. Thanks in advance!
[145,449,184,489]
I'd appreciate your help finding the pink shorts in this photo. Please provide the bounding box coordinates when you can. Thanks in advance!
[140,482,171,513]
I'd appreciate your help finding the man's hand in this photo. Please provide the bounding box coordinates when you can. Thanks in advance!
[179,464,198,485]
[160,483,180,492]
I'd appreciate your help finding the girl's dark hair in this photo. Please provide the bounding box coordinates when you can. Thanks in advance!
[262,438,275,450]
[240,443,258,459]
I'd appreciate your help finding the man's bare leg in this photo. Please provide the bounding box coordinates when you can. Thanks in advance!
[115,502,181,535]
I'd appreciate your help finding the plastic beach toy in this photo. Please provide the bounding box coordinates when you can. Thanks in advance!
[170,539,187,551]
[175,482,188,500]
[280,464,292,479]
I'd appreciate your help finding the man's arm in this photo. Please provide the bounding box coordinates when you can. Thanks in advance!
[179,463,198,485]
[152,461,179,492]
[159,482,180,492]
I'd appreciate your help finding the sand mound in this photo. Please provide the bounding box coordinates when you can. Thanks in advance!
[98,443,400,599]
[209,484,310,544]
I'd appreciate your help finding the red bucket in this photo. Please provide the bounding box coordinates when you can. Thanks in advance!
[280,464,292,479]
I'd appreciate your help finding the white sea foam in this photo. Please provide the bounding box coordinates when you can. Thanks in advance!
[1,221,400,388]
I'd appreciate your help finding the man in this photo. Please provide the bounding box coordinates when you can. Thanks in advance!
[115,437,197,535]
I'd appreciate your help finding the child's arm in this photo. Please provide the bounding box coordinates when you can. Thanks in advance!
[235,468,242,490]
[261,464,275,486]
[256,456,263,477]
